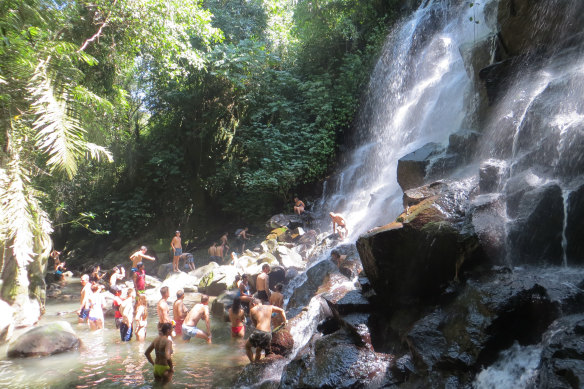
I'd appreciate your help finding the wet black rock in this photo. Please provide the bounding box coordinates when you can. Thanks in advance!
[469,194,507,265]
[397,142,445,191]
[536,314,584,389]
[507,182,564,265]
[280,329,393,389]
[286,259,342,314]
[566,183,584,265]
[234,355,288,389]
[271,328,294,357]
[479,159,508,194]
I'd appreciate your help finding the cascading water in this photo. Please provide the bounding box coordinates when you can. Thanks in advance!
[319,0,493,239]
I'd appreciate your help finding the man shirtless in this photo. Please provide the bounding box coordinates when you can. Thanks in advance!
[245,298,286,363]
[182,294,212,343]
[173,289,188,336]
[269,283,285,327]
[171,231,182,272]
[329,212,348,240]
[157,286,172,334]
[219,233,229,259]
[229,297,246,339]
[77,274,92,324]
[145,322,174,384]
[256,264,271,303]
[130,246,156,271]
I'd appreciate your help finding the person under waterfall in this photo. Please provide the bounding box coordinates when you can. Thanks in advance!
[245,298,286,363]
[329,212,348,240]
[293,197,305,215]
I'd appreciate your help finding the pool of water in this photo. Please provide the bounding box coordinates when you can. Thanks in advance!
[0,280,247,388]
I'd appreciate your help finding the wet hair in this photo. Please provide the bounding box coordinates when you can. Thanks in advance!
[262,263,270,271]
[201,294,209,304]
[160,322,172,335]
[234,274,241,282]
[232,297,241,314]
[160,286,169,297]
[141,246,147,251]
[241,274,248,281]
[275,283,283,292]
[251,297,261,305]
[177,289,184,299]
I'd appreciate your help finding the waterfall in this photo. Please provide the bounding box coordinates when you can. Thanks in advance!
[319,0,493,239]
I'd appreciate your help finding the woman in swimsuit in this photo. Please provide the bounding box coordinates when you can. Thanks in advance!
[237,274,252,304]
[134,294,148,341]
[228,297,245,339]
[293,197,305,215]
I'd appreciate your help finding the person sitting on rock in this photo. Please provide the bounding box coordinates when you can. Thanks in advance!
[237,274,253,304]
[293,197,305,215]
[329,212,348,240]
[245,298,286,363]
[180,253,196,272]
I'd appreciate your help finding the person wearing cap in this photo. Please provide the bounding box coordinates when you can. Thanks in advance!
[170,231,182,273]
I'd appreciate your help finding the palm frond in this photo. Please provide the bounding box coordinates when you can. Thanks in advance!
[72,85,114,113]
[29,60,86,178]
[0,150,38,267]
[85,142,113,163]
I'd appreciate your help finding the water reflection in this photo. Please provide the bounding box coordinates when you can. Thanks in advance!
[0,281,246,388]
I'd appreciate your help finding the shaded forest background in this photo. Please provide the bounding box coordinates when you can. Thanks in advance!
[1,0,409,274]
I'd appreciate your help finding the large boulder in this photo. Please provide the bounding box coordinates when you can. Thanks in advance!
[198,266,239,296]
[210,290,238,321]
[7,321,81,358]
[357,183,482,307]
[507,182,564,265]
[157,263,173,280]
[470,194,507,264]
[266,214,303,230]
[160,272,198,301]
[275,246,304,269]
[397,142,445,191]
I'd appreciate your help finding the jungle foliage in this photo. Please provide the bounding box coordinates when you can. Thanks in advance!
[1,0,404,272]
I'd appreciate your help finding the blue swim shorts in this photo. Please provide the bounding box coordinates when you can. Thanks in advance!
[174,248,182,256]
[78,308,90,319]
[182,324,203,340]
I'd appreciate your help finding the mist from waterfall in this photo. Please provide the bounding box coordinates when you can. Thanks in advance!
[318,0,493,239]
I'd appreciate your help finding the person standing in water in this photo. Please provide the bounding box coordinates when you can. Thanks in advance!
[87,283,105,330]
[134,294,148,341]
[171,230,182,272]
[182,295,212,343]
[229,297,246,339]
[145,322,174,384]
[245,298,286,363]
[255,264,271,303]
[133,262,147,296]
[77,274,92,324]
[157,286,172,334]
[120,288,135,341]
[173,289,188,337]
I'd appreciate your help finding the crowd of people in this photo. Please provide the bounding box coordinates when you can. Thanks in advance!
[56,197,351,384]
[71,244,288,384]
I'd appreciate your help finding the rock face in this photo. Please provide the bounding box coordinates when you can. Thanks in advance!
[507,183,564,265]
[7,321,81,358]
[536,314,584,389]
[0,300,15,343]
[566,183,584,265]
[271,328,294,357]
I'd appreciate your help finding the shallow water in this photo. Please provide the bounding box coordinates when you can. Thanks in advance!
[0,280,247,388]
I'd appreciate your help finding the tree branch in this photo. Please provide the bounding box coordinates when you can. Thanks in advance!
[77,0,119,53]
